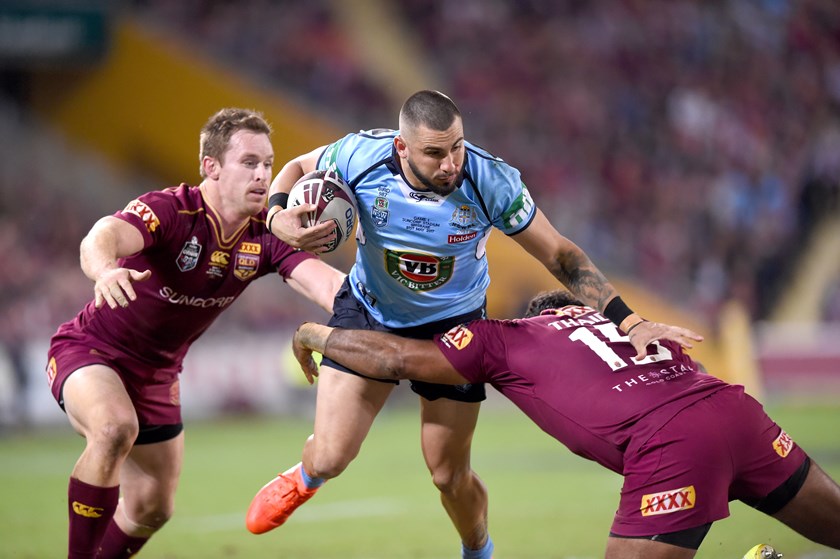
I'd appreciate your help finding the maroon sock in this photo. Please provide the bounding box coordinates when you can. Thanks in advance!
[96,520,149,558]
[67,477,119,559]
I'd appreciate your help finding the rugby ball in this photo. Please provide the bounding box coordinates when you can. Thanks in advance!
[288,169,357,253]
[742,544,782,559]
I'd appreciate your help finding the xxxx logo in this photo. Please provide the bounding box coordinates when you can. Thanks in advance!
[443,326,474,350]
[72,501,104,518]
[46,357,57,388]
[773,430,794,458]
[640,485,695,516]
[123,200,160,233]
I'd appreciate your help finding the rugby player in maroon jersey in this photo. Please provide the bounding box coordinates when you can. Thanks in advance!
[46,108,344,558]
[290,290,840,559]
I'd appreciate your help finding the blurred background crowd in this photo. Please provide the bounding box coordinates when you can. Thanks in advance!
[1,0,839,423]
[130,0,840,321]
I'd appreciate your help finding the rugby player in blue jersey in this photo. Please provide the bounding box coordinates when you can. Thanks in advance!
[248,90,702,558]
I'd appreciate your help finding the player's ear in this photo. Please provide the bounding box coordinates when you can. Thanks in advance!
[394,135,408,158]
[202,156,220,180]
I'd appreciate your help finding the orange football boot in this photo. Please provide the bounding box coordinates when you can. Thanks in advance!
[246,462,321,534]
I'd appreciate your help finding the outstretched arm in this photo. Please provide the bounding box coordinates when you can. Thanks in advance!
[292,323,466,385]
[80,216,150,309]
[286,259,346,315]
[266,146,338,253]
[512,209,703,358]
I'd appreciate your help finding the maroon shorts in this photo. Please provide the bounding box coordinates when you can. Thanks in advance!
[47,327,182,426]
[612,385,807,537]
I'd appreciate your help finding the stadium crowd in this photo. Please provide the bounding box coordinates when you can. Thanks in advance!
[3,0,840,352]
[394,0,840,321]
[130,0,840,322]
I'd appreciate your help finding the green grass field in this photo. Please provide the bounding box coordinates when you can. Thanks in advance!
[1,396,839,559]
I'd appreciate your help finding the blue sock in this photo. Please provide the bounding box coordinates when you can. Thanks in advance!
[462,536,493,559]
[299,463,325,489]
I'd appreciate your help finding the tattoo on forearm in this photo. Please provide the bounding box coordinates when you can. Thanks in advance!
[552,252,616,312]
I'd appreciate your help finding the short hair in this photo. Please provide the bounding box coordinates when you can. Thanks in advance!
[199,108,271,178]
[399,90,461,134]
[524,290,584,318]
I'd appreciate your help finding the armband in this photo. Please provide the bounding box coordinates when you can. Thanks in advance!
[625,319,647,335]
[268,192,289,210]
[267,210,280,234]
[603,296,634,326]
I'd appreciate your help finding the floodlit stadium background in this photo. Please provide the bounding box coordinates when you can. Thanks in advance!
[0,2,838,558]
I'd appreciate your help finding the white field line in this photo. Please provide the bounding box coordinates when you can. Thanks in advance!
[178,497,406,533]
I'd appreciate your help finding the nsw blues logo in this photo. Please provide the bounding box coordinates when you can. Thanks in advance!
[177,236,202,272]
[448,205,479,244]
[450,205,477,231]
[372,196,389,228]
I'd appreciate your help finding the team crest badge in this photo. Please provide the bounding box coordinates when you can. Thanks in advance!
[177,236,202,272]
[233,251,260,281]
[450,205,477,230]
[372,196,389,228]
[233,242,261,281]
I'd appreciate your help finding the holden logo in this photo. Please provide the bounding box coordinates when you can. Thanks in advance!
[384,250,454,291]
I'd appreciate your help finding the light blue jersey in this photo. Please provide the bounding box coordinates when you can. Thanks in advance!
[318,129,536,327]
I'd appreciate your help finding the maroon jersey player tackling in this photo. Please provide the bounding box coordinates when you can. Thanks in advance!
[291,290,840,559]
[47,108,344,559]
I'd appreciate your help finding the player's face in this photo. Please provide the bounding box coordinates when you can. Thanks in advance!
[398,119,465,196]
[217,130,274,216]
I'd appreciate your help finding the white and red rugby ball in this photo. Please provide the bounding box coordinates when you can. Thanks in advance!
[288,169,357,253]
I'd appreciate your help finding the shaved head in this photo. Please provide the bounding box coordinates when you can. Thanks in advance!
[399,90,462,137]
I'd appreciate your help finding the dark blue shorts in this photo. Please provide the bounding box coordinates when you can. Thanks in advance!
[322,279,487,402]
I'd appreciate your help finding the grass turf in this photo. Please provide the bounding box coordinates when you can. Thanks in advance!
[1,396,838,558]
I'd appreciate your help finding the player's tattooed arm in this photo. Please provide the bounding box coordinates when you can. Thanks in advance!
[510,209,618,312]
[511,209,704,357]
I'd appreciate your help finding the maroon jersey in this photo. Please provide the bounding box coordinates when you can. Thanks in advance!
[54,185,313,369]
[434,306,727,473]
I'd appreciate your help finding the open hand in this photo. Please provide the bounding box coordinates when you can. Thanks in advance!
[627,321,704,360]
[94,268,152,309]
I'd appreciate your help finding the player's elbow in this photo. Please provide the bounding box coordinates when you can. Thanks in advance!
[378,351,413,381]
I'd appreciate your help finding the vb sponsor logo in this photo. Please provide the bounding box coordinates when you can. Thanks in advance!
[72,501,104,518]
[384,250,454,291]
[640,485,695,516]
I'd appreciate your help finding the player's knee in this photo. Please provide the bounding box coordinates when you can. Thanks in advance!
[125,502,174,534]
[430,464,473,496]
[89,419,139,458]
[308,453,351,479]
[144,504,175,530]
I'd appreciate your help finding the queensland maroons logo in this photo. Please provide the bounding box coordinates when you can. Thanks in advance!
[384,250,454,291]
